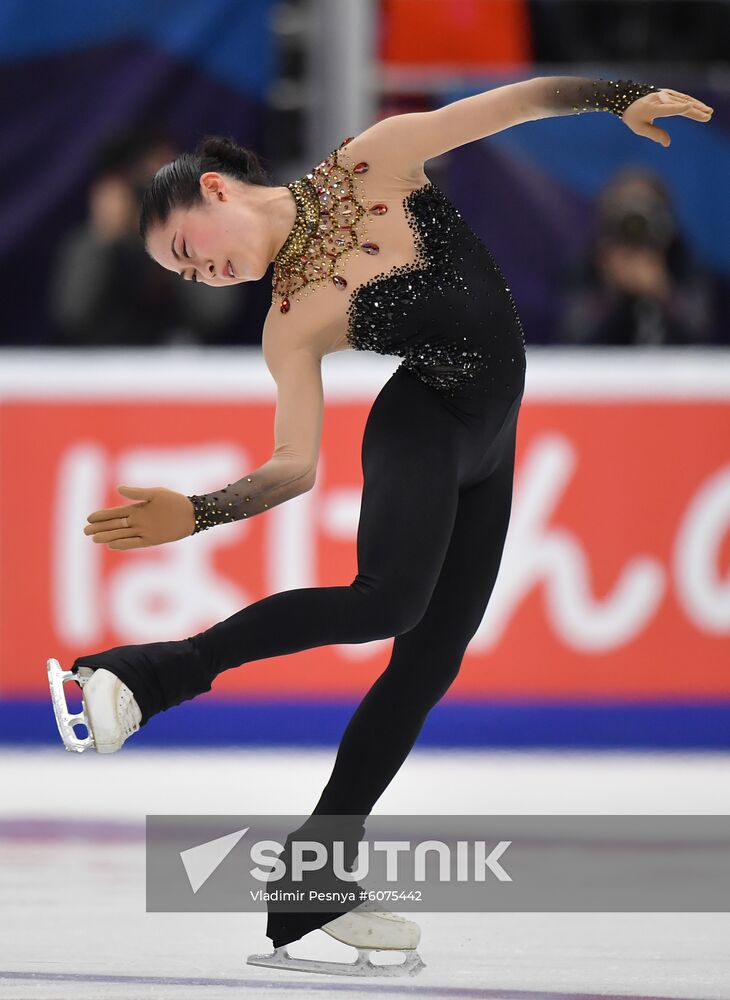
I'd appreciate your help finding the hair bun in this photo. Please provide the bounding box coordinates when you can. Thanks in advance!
[196,134,269,186]
[138,133,271,242]
[199,136,246,167]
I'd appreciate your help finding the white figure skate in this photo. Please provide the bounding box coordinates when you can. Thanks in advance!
[247,903,425,977]
[47,658,141,753]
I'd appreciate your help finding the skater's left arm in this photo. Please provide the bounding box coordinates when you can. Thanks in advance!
[185,330,323,534]
[82,334,323,547]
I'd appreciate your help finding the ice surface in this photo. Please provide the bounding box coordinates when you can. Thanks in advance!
[2,747,730,999]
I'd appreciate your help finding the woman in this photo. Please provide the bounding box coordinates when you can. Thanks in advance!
[50,77,712,976]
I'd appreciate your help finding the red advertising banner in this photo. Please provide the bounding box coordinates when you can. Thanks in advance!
[1,350,729,701]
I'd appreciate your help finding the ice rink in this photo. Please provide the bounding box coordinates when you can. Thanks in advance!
[2,746,730,1000]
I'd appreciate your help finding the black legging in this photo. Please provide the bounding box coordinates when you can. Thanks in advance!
[73,364,523,943]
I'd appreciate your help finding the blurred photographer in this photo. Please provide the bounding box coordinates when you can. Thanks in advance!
[556,168,717,346]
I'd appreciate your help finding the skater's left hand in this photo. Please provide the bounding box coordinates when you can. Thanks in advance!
[83,485,196,549]
[622,88,713,147]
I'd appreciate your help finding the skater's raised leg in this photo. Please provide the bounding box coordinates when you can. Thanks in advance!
[71,370,464,726]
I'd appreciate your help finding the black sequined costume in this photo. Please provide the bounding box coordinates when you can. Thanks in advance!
[185,147,529,531]
[346,181,526,398]
[72,77,657,948]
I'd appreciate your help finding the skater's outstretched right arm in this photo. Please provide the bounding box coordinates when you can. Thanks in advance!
[350,78,712,182]
[187,320,323,532]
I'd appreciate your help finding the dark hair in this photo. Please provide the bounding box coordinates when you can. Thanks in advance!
[138,134,271,242]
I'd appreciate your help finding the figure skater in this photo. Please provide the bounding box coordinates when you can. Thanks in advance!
[47,77,712,976]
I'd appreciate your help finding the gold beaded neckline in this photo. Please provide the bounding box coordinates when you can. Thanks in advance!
[272,136,389,314]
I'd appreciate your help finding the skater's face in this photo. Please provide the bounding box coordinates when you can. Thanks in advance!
[146,172,294,286]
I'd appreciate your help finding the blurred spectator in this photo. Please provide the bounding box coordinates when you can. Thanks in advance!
[528,0,730,64]
[556,167,718,346]
[48,130,248,346]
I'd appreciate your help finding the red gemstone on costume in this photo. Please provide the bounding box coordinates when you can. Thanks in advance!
[353,162,369,174]
[280,298,290,313]
[369,203,388,215]
[332,275,347,289]
[361,242,380,254]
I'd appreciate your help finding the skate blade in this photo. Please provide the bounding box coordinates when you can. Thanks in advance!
[247,945,425,977]
[46,658,95,753]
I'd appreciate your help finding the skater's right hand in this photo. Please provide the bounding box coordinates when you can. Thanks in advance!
[83,485,196,549]
[621,88,713,147]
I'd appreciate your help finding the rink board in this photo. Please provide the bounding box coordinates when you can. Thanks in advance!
[1,348,729,746]
[3,696,730,749]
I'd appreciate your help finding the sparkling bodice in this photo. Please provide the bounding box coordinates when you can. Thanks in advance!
[271,137,526,400]
[345,181,526,399]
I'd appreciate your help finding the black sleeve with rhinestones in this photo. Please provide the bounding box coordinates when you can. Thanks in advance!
[186,462,313,533]
[531,76,659,118]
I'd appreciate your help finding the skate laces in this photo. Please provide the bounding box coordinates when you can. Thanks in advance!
[117,684,141,736]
